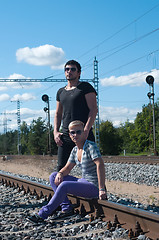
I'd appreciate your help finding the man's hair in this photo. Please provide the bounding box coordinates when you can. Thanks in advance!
[65,60,81,72]
[68,120,84,129]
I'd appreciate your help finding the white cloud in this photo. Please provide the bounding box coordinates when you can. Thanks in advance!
[0,94,10,101]
[16,44,66,69]
[9,73,28,79]
[20,108,44,121]
[0,86,8,91]
[99,105,141,127]
[20,108,56,124]
[0,108,56,133]
[100,69,159,87]
[11,93,36,102]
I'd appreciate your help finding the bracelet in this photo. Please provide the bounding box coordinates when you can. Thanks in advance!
[58,171,63,175]
[99,188,106,191]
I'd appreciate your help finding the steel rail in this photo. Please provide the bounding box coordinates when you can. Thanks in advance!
[102,155,159,164]
[0,173,159,239]
[2,154,159,164]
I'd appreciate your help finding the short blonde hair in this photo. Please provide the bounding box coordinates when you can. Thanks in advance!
[68,120,84,130]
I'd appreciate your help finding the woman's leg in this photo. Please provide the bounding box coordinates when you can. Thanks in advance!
[50,172,79,212]
[38,172,78,219]
[38,176,98,219]
[68,178,99,198]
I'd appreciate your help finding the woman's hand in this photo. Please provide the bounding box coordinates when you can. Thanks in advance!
[54,172,63,186]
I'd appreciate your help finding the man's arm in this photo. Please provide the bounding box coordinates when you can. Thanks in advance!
[54,101,63,146]
[94,157,107,200]
[84,92,98,139]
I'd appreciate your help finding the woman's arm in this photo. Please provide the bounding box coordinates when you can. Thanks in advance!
[94,157,107,200]
[54,161,75,186]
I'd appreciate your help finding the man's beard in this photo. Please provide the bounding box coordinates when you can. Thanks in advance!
[66,76,78,81]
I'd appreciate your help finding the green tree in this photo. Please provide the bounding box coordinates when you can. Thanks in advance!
[28,117,48,155]
[20,121,30,154]
[117,120,135,154]
[99,120,122,155]
[118,101,159,154]
[0,130,18,154]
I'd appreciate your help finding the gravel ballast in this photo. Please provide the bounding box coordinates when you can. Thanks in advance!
[0,183,151,240]
[1,161,158,239]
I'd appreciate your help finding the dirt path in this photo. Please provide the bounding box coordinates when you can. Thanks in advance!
[0,156,158,205]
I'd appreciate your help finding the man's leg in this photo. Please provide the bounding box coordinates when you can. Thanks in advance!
[57,135,75,171]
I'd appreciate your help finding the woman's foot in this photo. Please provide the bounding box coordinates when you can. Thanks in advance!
[52,209,75,220]
[27,213,45,224]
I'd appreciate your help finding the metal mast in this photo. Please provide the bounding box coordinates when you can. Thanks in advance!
[146,75,157,155]
[93,57,100,147]
[17,100,21,155]
[0,112,15,133]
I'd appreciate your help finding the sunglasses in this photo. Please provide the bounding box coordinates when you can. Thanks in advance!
[69,130,82,136]
[65,67,77,72]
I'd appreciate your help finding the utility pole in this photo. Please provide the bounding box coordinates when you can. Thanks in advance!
[42,94,51,155]
[0,112,11,134]
[17,100,21,155]
[146,75,157,156]
[0,112,14,154]
[11,100,21,155]
[93,57,100,147]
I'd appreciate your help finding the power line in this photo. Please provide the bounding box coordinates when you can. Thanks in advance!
[98,28,159,64]
[77,3,159,60]
[99,49,159,77]
[82,27,159,74]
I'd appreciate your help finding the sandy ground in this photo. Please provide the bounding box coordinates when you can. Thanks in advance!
[0,155,159,206]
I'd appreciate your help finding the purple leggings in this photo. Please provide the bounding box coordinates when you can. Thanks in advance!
[38,172,99,219]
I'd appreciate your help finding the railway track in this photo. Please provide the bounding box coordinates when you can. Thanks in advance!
[102,155,159,164]
[0,172,159,239]
[2,154,159,164]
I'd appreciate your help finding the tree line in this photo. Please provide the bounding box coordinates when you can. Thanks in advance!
[0,101,159,156]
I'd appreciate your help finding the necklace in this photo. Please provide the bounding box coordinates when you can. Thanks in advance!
[65,81,80,90]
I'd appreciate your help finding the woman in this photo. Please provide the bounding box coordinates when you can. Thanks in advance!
[28,120,107,223]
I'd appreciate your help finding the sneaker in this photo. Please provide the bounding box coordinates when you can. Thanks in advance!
[27,213,45,224]
[52,209,75,220]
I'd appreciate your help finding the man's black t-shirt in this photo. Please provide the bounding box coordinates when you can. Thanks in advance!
[56,82,97,134]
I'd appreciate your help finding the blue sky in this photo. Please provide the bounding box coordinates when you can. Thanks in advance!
[0,0,159,133]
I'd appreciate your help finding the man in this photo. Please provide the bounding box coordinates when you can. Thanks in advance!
[54,60,98,170]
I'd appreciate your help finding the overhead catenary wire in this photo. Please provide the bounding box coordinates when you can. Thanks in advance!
[98,28,159,64]
[99,49,159,77]
[77,3,159,60]
[82,28,159,74]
